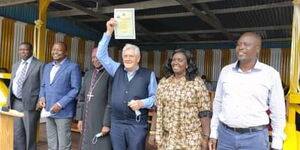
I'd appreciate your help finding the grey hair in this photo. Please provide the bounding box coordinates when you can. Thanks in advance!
[122,43,140,58]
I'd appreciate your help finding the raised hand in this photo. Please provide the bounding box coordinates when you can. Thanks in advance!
[106,18,117,35]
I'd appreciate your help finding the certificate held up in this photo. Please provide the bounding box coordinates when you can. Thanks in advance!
[114,8,136,39]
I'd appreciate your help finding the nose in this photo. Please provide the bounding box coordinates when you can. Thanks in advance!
[238,43,246,49]
[172,61,179,66]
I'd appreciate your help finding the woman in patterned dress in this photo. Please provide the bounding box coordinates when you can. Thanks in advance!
[149,48,212,150]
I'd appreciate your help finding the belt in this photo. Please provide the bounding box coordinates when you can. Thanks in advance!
[13,94,22,101]
[221,122,267,134]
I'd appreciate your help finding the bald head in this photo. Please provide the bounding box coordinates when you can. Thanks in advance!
[239,32,262,49]
[236,32,262,64]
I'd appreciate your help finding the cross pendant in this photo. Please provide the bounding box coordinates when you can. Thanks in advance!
[87,93,94,102]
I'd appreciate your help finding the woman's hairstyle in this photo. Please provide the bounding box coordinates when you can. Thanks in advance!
[164,48,198,81]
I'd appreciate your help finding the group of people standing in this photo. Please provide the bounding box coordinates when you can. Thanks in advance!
[7,41,81,150]
[7,17,286,150]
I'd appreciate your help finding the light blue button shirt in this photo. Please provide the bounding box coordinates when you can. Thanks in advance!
[96,33,157,108]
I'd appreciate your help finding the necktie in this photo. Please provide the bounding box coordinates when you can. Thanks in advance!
[15,62,28,98]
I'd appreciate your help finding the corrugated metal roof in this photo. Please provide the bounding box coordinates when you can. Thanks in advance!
[0,0,294,47]
[0,5,98,40]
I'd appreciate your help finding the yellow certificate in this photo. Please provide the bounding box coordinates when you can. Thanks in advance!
[114,8,135,39]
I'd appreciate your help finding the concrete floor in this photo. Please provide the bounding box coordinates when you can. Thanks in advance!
[37,123,80,149]
[37,123,156,150]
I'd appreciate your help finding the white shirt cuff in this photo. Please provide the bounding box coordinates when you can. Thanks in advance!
[271,137,283,149]
[209,129,218,139]
[56,102,62,108]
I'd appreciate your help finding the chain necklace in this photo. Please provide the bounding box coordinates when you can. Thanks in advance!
[86,68,105,102]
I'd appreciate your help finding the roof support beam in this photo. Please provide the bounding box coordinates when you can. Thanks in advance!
[48,0,222,17]
[138,38,291,45]
[0,0,36,7]
[98,0,222,13]
[78,1,292,22]
[54,1,109,20]
[176,0,233,40]
[137,25,291,36]
[53,0,161,42]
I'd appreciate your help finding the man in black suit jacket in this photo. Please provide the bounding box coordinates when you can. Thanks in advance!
[7,42,44,150]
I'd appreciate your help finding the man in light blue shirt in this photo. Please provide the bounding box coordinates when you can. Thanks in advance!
[96,18,157,150]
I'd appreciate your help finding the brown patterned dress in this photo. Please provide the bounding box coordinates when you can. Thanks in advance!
[156,76,211,150]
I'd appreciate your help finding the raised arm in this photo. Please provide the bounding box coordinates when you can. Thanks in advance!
[96,18,120,77]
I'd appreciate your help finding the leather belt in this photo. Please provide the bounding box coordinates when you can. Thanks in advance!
[13,94,22,101]
[221,122,267,134]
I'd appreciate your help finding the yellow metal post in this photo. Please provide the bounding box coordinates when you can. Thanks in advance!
[283,0,300,149]
[33,0,51,61]
[34,0,51,142]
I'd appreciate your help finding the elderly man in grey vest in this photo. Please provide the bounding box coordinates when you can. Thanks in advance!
[96,18,157,150]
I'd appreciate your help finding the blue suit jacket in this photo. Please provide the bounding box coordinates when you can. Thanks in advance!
[39,58,81,118]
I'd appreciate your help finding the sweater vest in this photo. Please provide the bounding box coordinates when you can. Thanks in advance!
[111,65,151,124]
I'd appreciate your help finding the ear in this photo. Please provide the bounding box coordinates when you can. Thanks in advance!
[137,56,140,63]
[256,45,261,54]
[65,51,69,56]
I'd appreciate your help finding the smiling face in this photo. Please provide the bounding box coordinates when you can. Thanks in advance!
[122,48,140,72]
[18,43,33,60]
[51,42,67,63]
[171,52,188,77]
[236,33,261,64]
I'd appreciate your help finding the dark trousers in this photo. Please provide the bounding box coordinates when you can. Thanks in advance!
[12,99,40,150]
[110,122,148,150]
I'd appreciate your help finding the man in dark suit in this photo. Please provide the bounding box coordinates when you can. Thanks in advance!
[37,42,81,150]
[7,42,44,150]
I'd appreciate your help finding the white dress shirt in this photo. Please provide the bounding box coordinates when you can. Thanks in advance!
[49,58,67,108]
[50,58,67,84]
[12,56,33,98]
[210,60,286,149]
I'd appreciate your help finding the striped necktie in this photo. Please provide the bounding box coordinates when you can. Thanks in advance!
[15,61,28,98]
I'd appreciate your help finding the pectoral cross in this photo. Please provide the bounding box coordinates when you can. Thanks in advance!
[87,93,94,102]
